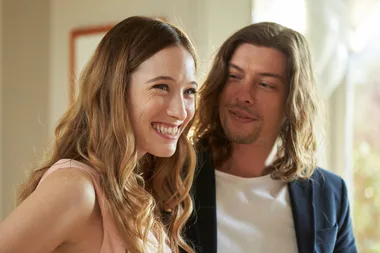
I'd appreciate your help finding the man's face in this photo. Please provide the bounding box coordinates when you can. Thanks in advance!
[218,43,288,146]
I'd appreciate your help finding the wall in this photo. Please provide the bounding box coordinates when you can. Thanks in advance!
[1,0,50,219]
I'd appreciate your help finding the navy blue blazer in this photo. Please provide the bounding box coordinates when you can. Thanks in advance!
[183,151,357,253]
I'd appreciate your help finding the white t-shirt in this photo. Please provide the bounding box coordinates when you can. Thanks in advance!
[215,170,298,253]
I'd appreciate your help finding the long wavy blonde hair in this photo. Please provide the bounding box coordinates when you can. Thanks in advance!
[17,16,197,253]
[192,22,321,181]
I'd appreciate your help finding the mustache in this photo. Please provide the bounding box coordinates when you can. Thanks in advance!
[227,103,259,118]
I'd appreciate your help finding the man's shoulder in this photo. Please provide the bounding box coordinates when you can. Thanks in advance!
[310,167,345,188]
[294,167,348,197]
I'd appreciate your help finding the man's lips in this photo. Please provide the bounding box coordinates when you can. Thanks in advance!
[228,109,258,120]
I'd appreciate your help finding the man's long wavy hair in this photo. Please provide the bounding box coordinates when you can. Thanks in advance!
[17,16,197,253]
[192,22,321,181]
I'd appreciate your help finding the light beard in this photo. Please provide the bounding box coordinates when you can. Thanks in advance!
[221,116,262,144]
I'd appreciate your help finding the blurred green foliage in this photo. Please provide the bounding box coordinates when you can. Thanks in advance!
[353,81,380,253]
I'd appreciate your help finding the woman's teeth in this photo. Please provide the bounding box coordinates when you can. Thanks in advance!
[152,123,179,136]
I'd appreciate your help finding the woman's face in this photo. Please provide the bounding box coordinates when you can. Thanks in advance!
[128,45,197,157]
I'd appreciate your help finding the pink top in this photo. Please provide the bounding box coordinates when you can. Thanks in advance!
[38,159,172,253]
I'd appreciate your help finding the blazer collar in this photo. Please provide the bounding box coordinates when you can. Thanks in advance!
[193,152,217,253]
[288,179,316,253]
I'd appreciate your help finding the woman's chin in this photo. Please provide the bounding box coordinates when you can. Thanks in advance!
[148,145,176,158]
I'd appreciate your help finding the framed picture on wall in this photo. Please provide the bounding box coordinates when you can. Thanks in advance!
[69,24,114,104]
[68,17,168,104]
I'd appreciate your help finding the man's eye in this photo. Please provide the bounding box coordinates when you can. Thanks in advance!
[259,82,273,89]
[228,74,240,80]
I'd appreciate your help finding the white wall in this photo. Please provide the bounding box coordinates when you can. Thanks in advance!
[328,81,355,201]
[1,0,50,219]
[191,0,252,80]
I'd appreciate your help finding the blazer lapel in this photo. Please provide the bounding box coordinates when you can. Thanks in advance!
[288,180,316,253]
[193,152,217,253]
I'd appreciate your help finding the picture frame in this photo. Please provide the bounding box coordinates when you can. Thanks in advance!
[68,17,167,104]
[69,24,114,104]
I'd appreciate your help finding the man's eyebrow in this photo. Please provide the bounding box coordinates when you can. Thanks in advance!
[229,63,286,83]
[258,72,286,83]
[229,63,244,72]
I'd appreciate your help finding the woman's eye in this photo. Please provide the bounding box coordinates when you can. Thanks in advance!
[184,88,197,95]
[153,84,169,91]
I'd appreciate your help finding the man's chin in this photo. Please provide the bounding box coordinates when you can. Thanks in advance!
[225,131,259,145]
